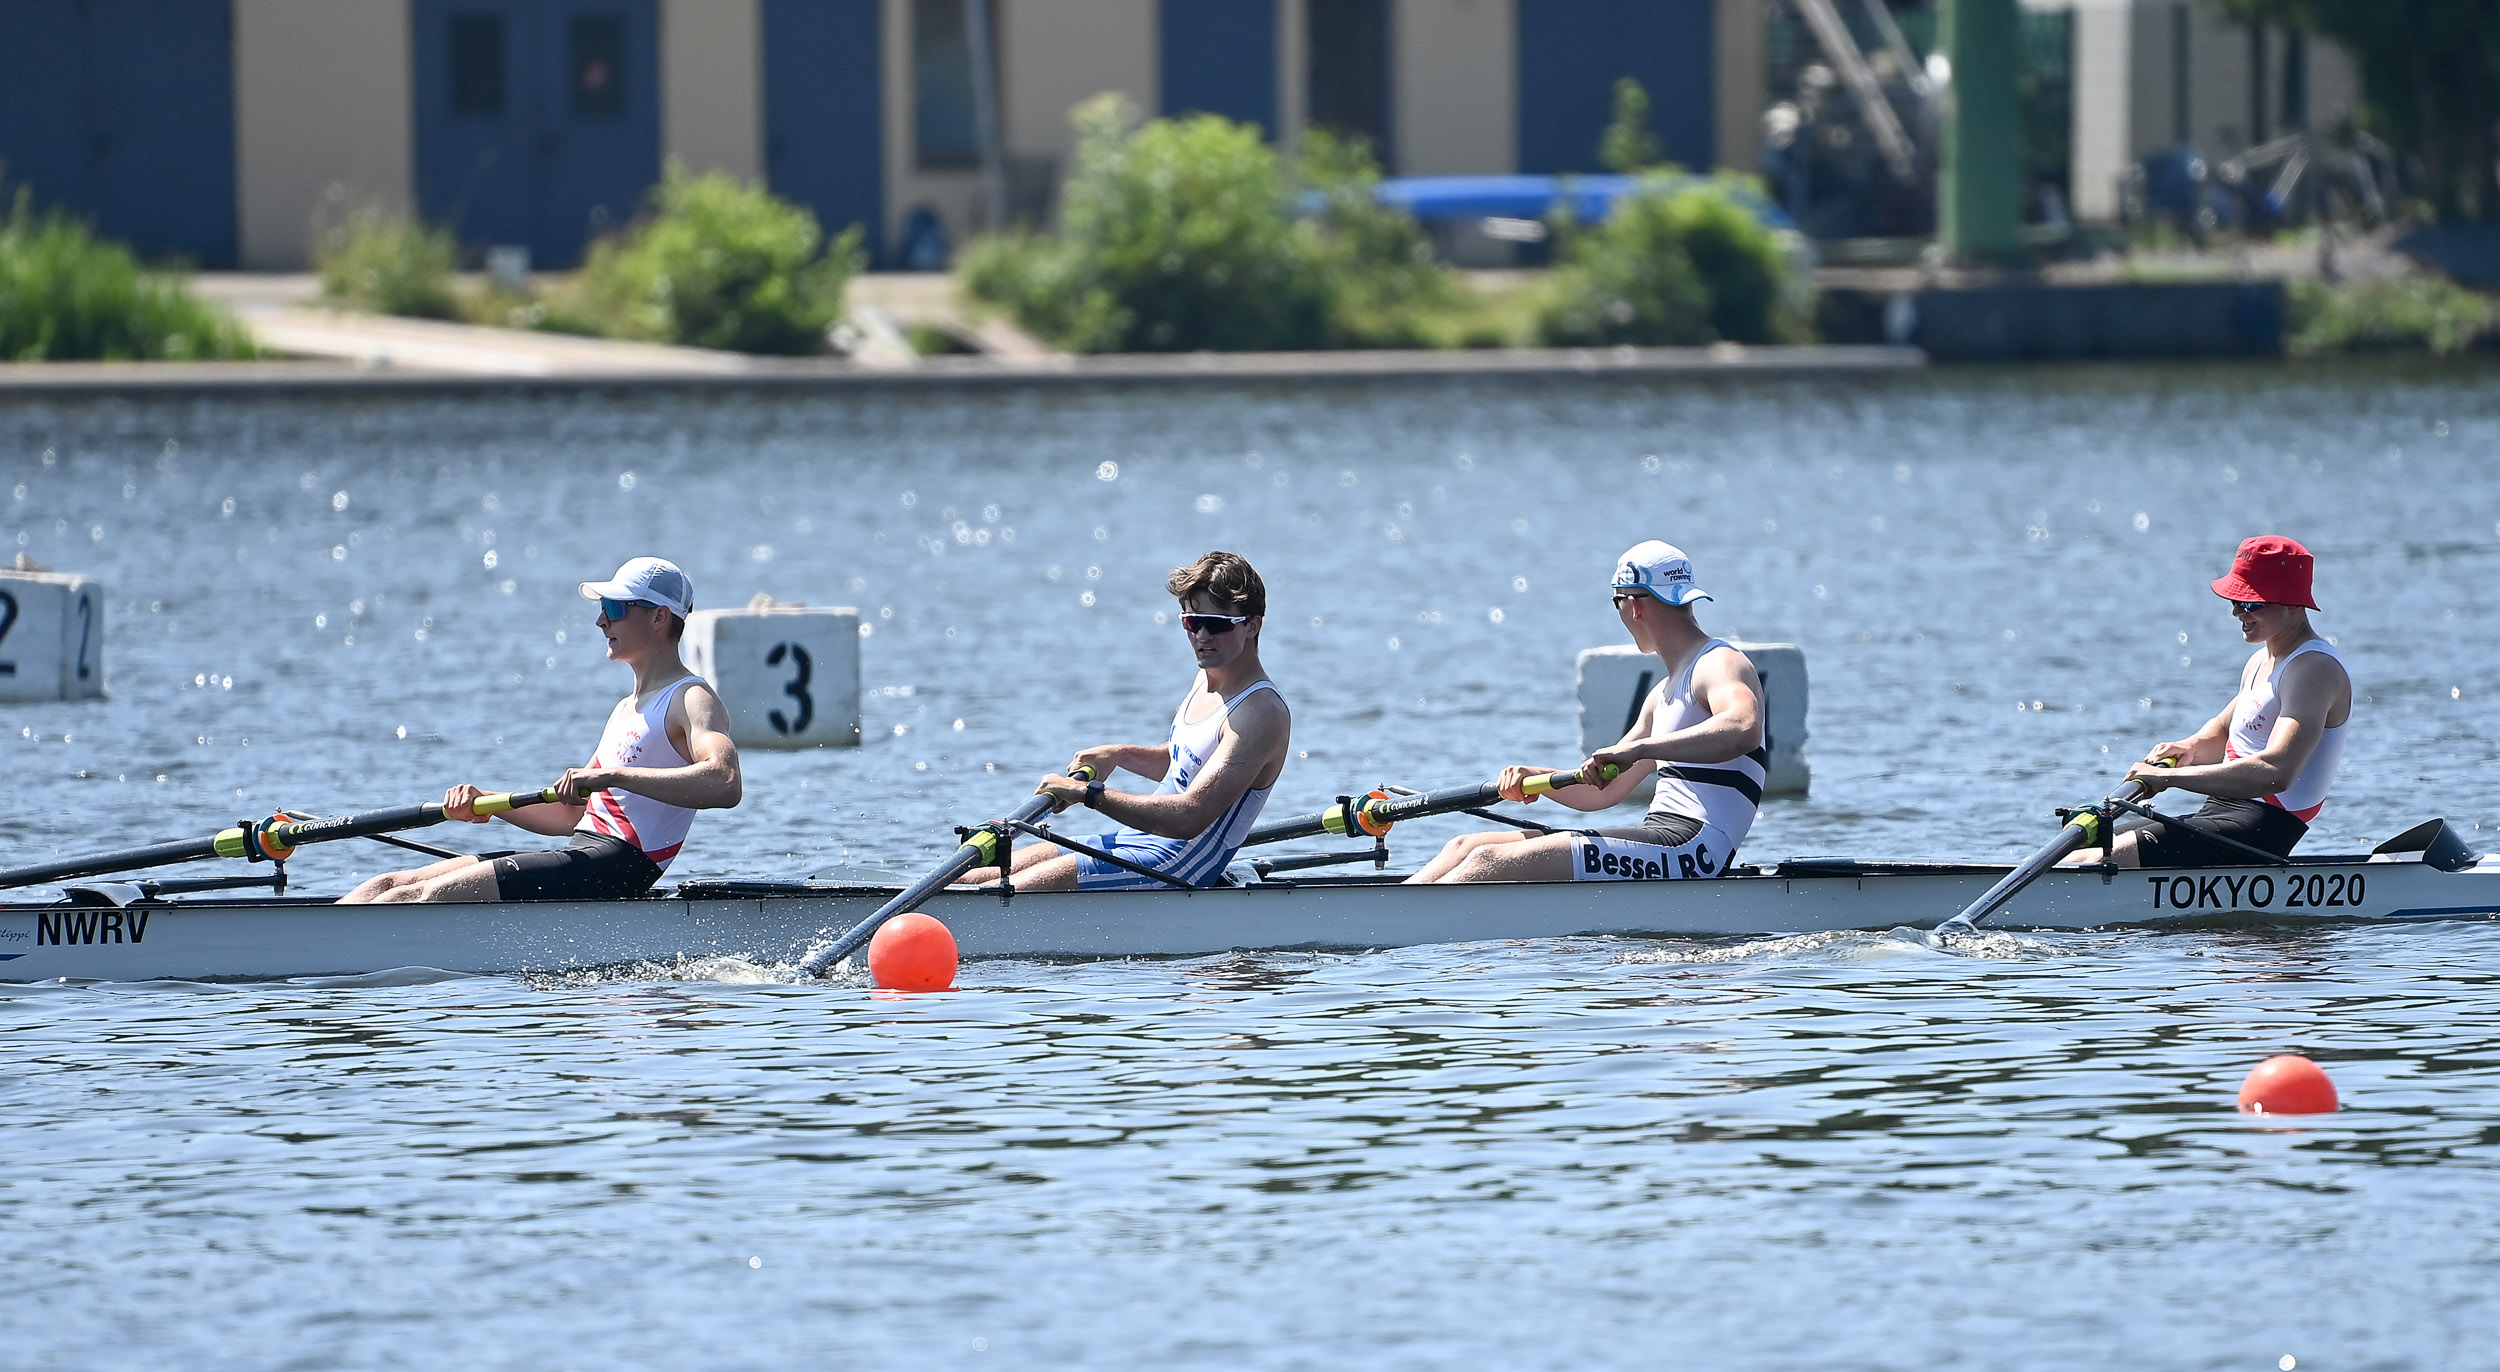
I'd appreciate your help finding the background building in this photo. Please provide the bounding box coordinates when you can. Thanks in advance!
[0,0,2361,271]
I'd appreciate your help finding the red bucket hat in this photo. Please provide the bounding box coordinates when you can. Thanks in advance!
[2211,535,2319,611]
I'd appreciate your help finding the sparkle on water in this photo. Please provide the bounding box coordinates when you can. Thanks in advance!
[2,360,2498,1367]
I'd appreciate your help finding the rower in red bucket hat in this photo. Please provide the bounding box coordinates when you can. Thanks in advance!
[2065,535,2353,872]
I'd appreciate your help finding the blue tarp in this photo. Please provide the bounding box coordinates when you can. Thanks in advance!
[1371,174,1796,230]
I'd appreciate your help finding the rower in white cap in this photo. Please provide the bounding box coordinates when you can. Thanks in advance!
[339,556,744,904]
[1408,540,1767,885]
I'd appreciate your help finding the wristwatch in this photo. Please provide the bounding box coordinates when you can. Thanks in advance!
[1085,780,1106,808]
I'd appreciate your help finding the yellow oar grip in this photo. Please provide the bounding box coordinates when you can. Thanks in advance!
[472,787,560,816]
[1522,763,1620,797]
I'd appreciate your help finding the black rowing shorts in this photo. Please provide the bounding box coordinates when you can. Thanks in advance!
[2125,796,2308,869]
[488,832,663,902]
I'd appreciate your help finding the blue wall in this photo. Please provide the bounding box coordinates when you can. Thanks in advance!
[1159,0,1276,133]
[1517,0,1715,174]
[0,0,238,267]
[412,0,661,268]
[763,0,884,263]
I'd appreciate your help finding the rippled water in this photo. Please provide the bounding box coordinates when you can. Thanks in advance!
[5,361,2500,1367]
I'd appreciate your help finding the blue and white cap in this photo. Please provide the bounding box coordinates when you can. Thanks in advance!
[579,556,694,617]
[1611,540,1711,606]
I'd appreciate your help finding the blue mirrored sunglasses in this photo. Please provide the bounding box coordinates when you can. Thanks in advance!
[598,597,657,624]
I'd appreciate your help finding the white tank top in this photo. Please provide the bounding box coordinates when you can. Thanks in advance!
[1138,674,1282,848]
[1642,639,1766,846]
[2226,638,2348,822]
[578,676,699,869]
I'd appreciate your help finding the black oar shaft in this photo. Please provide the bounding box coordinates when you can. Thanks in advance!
[0,834,232,890]
[1937,778,2156,935]
[799,769,1098,979]
[0,787,559,892]
[1244,767,1611,848]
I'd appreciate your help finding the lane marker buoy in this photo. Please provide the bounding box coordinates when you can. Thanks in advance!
[868,911,958,991]
[2238,1055,2338,1115]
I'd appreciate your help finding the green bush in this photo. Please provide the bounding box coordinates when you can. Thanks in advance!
[0,189,257,361]
[561,166,862,354]
[963,96,1329,352]
[2287,275,2498,355]
[316,207,460,319]
[1540,175,1805,347]
[1300,129,1460,348]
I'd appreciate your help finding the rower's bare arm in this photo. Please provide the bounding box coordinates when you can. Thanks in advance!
[2134,654,2344,799]
[445,782,584,835]
[2146,704,2233,769]
[1505,695,1660,809]
[1594,652,1765,770]
[1082,694,1289,840]
[1069,743,1172,783]
[561,684,744,810]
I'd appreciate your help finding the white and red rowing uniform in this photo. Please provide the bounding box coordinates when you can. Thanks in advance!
[579,676,699,870]
[2225,638,2347,823]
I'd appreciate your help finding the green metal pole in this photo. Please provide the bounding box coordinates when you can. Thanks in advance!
[1939,0,2023,261]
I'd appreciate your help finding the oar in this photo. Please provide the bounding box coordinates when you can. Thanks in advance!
[0,788,563,891]
[1245,765,1620,847]
[1930,768,2166,940]
[796,766,1098,979]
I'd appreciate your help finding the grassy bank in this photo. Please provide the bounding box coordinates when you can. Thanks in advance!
[2287,275,2499,356]
[319,169,861,355]
[1,190,257,361]
[962,95,1805,353]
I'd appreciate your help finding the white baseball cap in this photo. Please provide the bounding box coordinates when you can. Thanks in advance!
[1610,540,1711,606]
[579,556,694,617]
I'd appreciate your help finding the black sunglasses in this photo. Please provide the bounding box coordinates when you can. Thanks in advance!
[1178,612,1249,635]
[2229,600,2271,615]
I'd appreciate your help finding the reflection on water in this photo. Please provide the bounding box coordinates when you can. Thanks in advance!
[4,362,2499,1366]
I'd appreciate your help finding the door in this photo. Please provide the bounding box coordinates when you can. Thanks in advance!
[413,0,658,267]
[0,0,236,266]
[762,0,883,262]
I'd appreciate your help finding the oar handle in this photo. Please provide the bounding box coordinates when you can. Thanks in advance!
[799,766,1099,978]
[1521,763,1621,797]
[1247,764,1625,847]
[471,787,562,818]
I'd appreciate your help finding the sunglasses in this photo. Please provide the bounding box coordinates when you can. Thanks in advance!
[1611,590,1653,608]
[1178,612,1250,635]
[599,597,657,624]
[2229,600,2271,615]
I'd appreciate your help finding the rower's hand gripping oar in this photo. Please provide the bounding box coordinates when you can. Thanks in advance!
[1244,764,1621,849]
[0,788,563,891]
[1930,761,2172,942]
[797,766,1099,979]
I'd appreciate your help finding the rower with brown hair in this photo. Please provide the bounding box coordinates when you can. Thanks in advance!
[957,550,1293,892]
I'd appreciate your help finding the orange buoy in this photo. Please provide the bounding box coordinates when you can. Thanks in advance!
[867,912,958,991]
[2238,1055,2338,1115]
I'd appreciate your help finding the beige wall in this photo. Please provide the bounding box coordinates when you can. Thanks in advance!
[232,0,412,269]
[1713,0,1764,172]
[663,0,762,179]
[1393,0,1513,175]
[2070,0,2134,220]
[1001,0,1157,171]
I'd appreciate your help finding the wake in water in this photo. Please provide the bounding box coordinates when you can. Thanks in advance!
[1616,926,2062,966]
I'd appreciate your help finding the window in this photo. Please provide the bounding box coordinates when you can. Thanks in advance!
[450,13,505,116]
[571,14,625,116]
[914,0,997,169]
[1307,0,1390,161]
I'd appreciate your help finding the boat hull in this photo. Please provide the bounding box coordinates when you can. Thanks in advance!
[4,848,2496,982]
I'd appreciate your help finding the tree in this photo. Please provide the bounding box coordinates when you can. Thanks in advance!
[1600,78,1665,174]
[2226,0,2500,221]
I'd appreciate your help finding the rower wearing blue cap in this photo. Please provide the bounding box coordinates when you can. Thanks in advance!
[1409,541,1766,885]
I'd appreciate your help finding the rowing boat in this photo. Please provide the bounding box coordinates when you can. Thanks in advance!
[1,820,2487,982]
